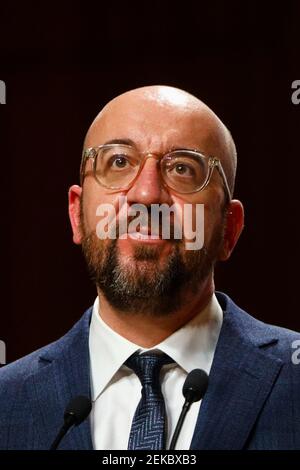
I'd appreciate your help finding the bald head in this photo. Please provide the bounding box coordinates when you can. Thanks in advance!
[84,85,237,195]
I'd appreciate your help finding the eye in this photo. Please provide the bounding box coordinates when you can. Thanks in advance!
[174,163,194,176]
[110,154,130,169]
[166,161,195,178]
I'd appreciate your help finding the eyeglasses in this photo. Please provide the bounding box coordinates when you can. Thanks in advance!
[80,144,231,200]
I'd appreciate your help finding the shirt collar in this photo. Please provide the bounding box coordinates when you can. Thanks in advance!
[89,294,223,402]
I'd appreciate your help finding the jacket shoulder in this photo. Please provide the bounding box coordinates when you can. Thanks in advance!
[0,307,92,393]
[216,291,300,362]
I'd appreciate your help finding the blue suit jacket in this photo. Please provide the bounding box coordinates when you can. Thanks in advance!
[1,292,300,450]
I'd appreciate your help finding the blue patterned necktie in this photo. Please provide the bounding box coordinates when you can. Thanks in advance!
[125,352,174,450]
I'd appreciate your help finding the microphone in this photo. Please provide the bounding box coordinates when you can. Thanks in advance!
[169,369,208,450]
[49,395,92,450]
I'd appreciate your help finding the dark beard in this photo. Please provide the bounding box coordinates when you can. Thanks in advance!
[81,222,225,317]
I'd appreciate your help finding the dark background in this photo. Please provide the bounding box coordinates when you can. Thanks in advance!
[0,1,299,363]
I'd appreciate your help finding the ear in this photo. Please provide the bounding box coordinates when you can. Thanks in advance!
[68,185,83,245]
[219,199,244,261]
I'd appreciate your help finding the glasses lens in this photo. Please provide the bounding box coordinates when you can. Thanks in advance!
[161,151,208,193]
[95,145,141,189]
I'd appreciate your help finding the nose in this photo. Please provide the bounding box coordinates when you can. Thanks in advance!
[126,156,172,206]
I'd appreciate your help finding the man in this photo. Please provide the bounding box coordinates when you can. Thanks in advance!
[1,85,300,450]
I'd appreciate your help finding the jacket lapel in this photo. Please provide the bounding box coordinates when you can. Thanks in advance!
[24,309,93,450]
[190,293,283,450]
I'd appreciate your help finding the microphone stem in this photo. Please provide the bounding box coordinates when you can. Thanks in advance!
[49,415,74,450]
[169,400,191,450]
[50,424,68,450]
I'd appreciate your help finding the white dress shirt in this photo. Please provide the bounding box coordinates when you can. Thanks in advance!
[89,294,223,450]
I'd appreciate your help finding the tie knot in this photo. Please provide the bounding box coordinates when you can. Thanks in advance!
[125,352,174,385]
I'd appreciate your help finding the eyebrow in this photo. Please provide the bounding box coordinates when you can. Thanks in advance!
[103,138,136,146]
[102,139,200,154]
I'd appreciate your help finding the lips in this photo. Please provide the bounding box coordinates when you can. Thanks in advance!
[127,226,161,240]
[128,231,161,240]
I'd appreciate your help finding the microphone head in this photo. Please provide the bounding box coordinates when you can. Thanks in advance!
[183,369,209,403]
[64,395,92,426]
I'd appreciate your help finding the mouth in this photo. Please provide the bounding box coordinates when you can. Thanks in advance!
[126,226,168,243]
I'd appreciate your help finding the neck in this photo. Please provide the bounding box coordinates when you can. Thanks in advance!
[96,276,215,348]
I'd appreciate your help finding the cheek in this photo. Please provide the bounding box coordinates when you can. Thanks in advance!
[202,203,226,252]
[175,196,223,245]
[82,182,126,233]
[83,199,100,232]
[172,197,205,237]
[201,190,225,234]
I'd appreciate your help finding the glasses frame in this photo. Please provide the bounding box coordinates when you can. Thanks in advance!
[80,144,231,201]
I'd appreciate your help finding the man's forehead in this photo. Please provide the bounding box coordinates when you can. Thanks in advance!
[85,90,216,150]
[104,85,201,111]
